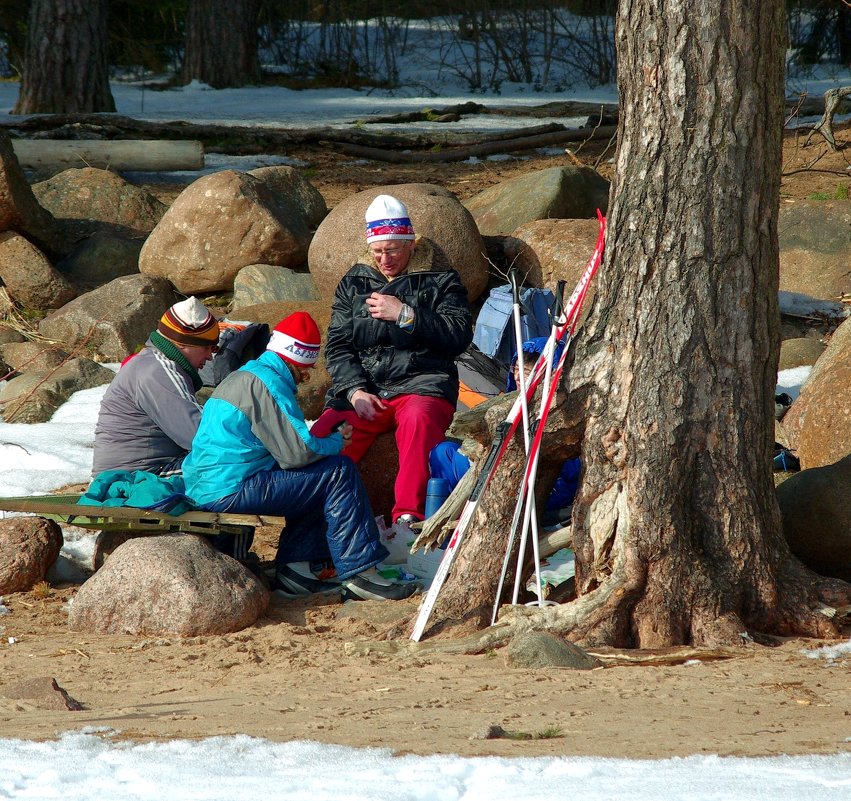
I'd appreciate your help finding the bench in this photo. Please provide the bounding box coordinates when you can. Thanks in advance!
[0,494,286,567]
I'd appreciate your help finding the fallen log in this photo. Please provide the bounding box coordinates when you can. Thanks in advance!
[325,124,619,164]
[12,139,204,171]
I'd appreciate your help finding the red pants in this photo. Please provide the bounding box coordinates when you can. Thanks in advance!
[312,394,455,522]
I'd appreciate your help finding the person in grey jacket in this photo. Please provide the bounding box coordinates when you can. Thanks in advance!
[92,296,220,478]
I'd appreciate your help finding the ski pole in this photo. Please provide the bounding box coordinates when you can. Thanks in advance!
[512,280,565,608]
[491,280,566,621]
[410,214,605,641]
[491,210,606,623]
[508,268,532,455]
[508,269,544,605]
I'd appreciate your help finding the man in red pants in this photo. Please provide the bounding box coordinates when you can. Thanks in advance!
[312,194,472,534]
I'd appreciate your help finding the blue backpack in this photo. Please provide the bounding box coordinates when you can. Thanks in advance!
[473,285,555,367]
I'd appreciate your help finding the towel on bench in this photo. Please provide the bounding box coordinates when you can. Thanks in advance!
[78,470,196,515]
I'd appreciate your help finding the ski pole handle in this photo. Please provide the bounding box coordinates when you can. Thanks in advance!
[509,267,521,307]
[554,280,566,322]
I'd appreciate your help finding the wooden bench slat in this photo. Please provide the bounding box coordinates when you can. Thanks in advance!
[0,495,285,531]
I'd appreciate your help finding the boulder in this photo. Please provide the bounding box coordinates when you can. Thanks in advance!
[0,232,76,309]
[308,183,489,302]
[0,327,25,345]
[777,454,851,582]
[0,341,69,373]
[779,199,850,301]
[56,230,144,286]
[464,166,610,236]
[138,170,311,294]
[778,337,825,371]
[68,535,269,636]
[248,165,328,230]
[0,357,115,423]
[502,217,602,292]
[0,516,62,593]
[505,631,602,670]
[38,274,179,362]
[232,264,320,308]
[0,130,66,257]
[782,316,851,468]
[0,676,83,711]
[31,167,167,235]
[358,432,400,523]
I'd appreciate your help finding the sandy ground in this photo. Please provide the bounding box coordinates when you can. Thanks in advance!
[0,569,849,759]
[1,121,849,759]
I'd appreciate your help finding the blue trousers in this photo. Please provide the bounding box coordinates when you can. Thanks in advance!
[200,455,387,580]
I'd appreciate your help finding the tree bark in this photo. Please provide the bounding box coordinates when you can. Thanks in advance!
[412,0,851,645]
[13,0,114,114]
[182,0,261,89]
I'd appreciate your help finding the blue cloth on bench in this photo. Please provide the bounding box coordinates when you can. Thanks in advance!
[78,470,196,515]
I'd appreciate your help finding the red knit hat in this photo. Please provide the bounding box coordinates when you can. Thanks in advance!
[266,312,321,367]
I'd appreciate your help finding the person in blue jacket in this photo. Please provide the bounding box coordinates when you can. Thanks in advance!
[182,312,418,602]
[429,336,581,526]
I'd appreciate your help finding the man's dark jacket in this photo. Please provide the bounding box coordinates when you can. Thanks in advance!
[325,260,473,409]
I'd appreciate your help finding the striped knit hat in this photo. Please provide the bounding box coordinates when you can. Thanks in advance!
[157,296,219,347]
[267,312,321,367]
[365,195,415,243]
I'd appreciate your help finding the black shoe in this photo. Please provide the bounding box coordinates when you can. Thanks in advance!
[341,570,421,602]
[274,563,342,599]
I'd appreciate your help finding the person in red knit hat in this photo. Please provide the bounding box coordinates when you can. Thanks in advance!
[183,312,419,601]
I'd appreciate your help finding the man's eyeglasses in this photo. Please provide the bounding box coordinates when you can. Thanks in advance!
[370,246,408,259]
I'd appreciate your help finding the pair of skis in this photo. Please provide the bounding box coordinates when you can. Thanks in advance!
[410,211,606,642]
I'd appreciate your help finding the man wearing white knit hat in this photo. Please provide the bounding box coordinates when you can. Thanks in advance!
[312,194,473,545]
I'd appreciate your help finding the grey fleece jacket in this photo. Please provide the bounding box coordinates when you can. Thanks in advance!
[91,342,203,477]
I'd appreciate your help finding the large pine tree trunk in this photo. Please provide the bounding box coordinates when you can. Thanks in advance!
[412,0,851,646]
[13,0,114,114]
[182,0,260,89]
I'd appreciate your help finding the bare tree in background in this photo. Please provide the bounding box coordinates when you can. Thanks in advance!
[417,0,851,646]
[182,0,261,88]
[13,0,114,114]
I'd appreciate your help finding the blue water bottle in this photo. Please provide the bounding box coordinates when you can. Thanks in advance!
[425,478,451,518]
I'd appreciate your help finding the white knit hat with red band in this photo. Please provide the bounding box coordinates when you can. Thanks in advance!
[365,195,415,243]
[266,312,321,367]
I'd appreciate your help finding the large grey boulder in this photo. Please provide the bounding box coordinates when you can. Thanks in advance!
[31,167,167,235]
[0,232,76,309]
[232,264,320,308]
[138,170,312,294]
[308,183,489,302]
[779,200,850,301]
[248,165,328,230]
[778,337,825,371]
[464,165,610,236]
[0,130,66,257]
[0,341,69,373]
[777,454,851,582]
[57,230,144,287]
[782,316,851,468]
[0,357,115,423]
[39,274,179,362]
[0,517,62,593]
[68,535,269,636]
[502,217,601,291]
